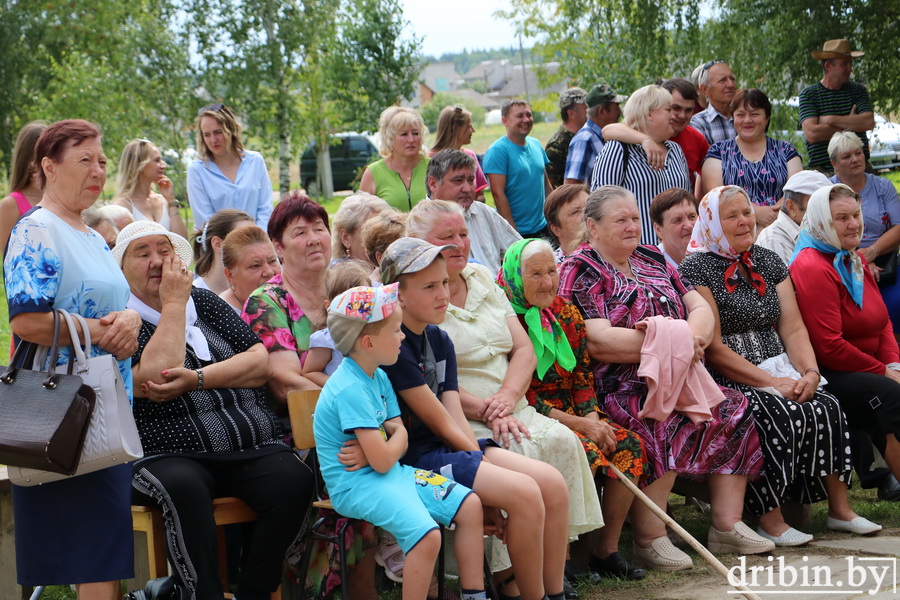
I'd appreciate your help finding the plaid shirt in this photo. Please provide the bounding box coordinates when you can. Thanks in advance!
[564,120,605,182]
[690,104,735,145]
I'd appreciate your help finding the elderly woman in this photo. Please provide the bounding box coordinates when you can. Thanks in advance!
[407,200,603,593]
[4,119,140,597]
[828,131,900,323]
[0,121,46,254]
[220,224,281,312]
[790,183,900,496]
[429,105,488,203]
[191,209,255,293]
[558,186,772,569]
[359,107,430,211]
[330,192,391,263]
[701,89,802,228]
[498,238,648,581]
[650,188,699,267]
[115,221,312,600]
[187,103,272,228]
[114,138,189,238]
[544,183,589,262]
[591,85,690,245]
[680,185,878,544]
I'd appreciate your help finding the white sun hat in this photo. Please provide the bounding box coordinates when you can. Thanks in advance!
[112,220,193,267]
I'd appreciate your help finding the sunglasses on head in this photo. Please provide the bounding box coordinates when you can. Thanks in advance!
[702,59,725,72]
[198,103,224,116]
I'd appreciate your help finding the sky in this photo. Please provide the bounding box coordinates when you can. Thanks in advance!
[399,0,533,58]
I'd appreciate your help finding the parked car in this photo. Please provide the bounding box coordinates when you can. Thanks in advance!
[868,114,900,171]
[299,133,377,196]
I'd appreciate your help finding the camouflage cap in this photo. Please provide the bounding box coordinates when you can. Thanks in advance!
[559,87,587,110]
[586,84,628,108]
[380,237,456,285]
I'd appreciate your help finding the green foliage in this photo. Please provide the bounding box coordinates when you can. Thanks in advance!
[426,47,534,76]
[419,92,485,131]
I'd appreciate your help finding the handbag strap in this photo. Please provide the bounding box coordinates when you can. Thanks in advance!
[42,309,64,388]
[57,309,88,368]
[70,313,93,351]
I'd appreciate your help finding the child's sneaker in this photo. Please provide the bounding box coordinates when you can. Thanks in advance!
[375,532,405,582]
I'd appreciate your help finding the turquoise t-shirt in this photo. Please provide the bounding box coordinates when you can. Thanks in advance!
[313,356,402,495]
[482,136,549,235]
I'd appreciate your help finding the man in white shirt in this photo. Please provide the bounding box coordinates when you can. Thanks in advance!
[427,149,521,274]
[756,170,832,264]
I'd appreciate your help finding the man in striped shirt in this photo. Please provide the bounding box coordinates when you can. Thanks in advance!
[798,39,874,175]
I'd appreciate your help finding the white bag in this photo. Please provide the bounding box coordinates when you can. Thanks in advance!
[9,310,143,486]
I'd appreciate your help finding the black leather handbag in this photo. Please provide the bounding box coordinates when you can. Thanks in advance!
[875,250,898,288]
[124,577,188,600]
[0,309,96,475]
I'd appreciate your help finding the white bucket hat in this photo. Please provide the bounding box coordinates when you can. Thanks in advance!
[112,221,194,267]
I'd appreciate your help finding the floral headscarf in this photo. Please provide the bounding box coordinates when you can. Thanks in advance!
[497,239,576,379]
[790,183,865,308]
[687,185,767,296]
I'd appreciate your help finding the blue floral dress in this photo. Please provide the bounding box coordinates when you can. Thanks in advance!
[4,207,134,585]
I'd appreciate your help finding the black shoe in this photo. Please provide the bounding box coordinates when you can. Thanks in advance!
[564,560,601,585]
[878,474,900,501]
[589,551,647,580]
[563,577,579,600]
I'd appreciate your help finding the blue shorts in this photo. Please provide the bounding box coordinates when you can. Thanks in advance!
[412,438,498,488]
[331,464,472,554]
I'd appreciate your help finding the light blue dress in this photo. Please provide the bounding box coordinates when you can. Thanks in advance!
[186,150,273,229]
[4,207,134,584]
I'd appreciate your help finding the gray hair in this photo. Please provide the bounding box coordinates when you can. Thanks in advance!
[426,149,476,195]
[828,131,864,163]
[331,192,391,258]
[697,60,727,88]
[584,185,635,223]
[718,185,751,209]
[520,239,556,264]
[82,207,118,232]
[407,199,464,239]
[781,189,805,214]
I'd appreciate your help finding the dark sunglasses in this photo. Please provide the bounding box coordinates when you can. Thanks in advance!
[702,59,725,72]
[197,103,224,116]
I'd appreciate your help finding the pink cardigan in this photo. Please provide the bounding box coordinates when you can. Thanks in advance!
[636,316,724,423]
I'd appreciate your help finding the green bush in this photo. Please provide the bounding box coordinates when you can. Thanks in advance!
[420,92,485,132]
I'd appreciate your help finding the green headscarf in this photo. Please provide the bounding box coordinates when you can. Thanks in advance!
[497,239,577,379]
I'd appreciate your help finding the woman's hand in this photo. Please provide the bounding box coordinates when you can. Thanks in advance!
[883,368,900,385]
[96,309,141,360]
[868,261,882,282]
[155,174,175,202]
[691,335,705,364]
[753,202,781,229]
[338,439,369,471]
[487,414,530,448]
[578,417,617,455]
[159,255,193,308]
[859,245,878,264]
[792,372,819,403]
[769,376,801,400]
[140,367,199,402]
[483,506,508,543]
[478,388,518,422]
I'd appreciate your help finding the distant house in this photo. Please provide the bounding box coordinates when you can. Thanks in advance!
[462,59,567,103]
[405,62,501,113]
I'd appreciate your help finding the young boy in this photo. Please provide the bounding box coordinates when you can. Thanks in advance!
[379,238,570,600]
[313,283,487,600]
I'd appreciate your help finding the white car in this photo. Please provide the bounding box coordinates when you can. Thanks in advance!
[868,114,900,171]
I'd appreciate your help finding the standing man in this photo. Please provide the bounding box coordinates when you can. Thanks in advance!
[690,60,737,145]
[799,39,874,175]
[427,149,521,274]
[545,87,587,188]
[483,99,553,237]
[563,84,627,184]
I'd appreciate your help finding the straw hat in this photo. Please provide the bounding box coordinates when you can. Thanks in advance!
[112,221,193,267]
[811,39,864,60]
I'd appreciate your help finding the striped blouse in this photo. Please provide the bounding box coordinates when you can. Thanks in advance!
[589,140,690,245]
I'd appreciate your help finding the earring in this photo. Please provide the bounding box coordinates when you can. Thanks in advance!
[345,246,351,257]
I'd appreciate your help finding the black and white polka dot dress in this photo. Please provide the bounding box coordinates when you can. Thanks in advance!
[680,246,852,516]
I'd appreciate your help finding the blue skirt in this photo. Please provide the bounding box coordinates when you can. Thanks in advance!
[13,464,134,585]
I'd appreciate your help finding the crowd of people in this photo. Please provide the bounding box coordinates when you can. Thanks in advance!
[3,35,900,600]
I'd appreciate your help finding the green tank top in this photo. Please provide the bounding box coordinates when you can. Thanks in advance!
[367,158,429,211]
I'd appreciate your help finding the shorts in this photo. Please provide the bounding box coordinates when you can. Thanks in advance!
[331,464,472,554]
[411,438,498,488]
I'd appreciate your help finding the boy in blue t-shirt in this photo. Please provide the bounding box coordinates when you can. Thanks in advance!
[313,283,488,600]
[379,238,570,600]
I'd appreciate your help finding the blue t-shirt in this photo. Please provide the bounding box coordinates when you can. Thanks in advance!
[5,207,133,397]
[381,324,458,462]
[483,136,549,235]
[313,356,402,495]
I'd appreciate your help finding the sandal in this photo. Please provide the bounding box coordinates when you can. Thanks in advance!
[496,573,521,600]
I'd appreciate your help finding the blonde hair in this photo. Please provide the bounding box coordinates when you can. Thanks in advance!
[195,104,244,161]
[330,192,391,258]
[432,105,472,153]
[116,139,157,200]
[324,259,372,302]
[361,209,408,266]
[378,106,428,159]
[828,131,864,163]
[406,199,464,239]
[623,85,672,134]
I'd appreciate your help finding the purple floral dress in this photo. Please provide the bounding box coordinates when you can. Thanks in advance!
[558,243,764,484]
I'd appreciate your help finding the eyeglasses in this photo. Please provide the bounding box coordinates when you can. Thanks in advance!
[197,103,224,116]
[702,60,725,72]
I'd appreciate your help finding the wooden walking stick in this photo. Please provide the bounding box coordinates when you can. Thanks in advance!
[607,463,762,600]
